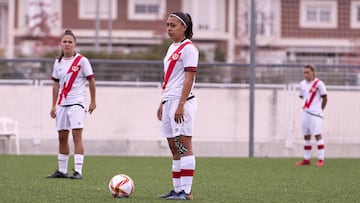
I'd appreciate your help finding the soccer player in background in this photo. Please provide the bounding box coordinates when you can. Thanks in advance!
[46,29,96,179]
[156,11,198,200]
[295,64,327,167]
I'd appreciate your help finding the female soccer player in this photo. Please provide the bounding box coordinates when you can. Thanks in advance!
[46,29,96,179]
[295,64,327,167]
[157,12,199,200]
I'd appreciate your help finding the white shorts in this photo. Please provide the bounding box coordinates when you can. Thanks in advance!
[56,105,86,131]
[302,111,322,136]
[161,97,197,138]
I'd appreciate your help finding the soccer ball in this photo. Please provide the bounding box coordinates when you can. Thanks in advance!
[108,174,135,198]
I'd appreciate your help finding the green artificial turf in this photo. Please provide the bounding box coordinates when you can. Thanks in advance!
[0,155,358,202]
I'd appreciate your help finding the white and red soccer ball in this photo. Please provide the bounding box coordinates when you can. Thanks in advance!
[108,174,135,198]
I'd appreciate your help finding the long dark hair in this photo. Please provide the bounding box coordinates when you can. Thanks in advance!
[171,12,193,39]
[58,29,76,62]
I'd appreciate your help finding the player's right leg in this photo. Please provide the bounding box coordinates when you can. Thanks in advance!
[296,112,312,166]
[47,106,70,178]
[159,137,181,198]
[159,102,182,198]
[295,135,312,166]
[46,130,70,178]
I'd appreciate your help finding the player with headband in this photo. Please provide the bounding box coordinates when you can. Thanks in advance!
[157,11,198,200]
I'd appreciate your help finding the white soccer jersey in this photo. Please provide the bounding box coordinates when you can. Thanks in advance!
[51,53,94,106]
[299,78,327,115]
[161,39,199,101]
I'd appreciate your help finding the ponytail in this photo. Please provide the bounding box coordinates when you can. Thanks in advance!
[170,12,194,39]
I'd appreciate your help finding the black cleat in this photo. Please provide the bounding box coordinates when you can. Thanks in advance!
[46,170,68,179]
[166,190,193,200]
[69,171,83,179]
[159,190,178,198]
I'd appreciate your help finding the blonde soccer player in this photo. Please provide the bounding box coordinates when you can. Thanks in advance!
[295,64,327,167]
[157,11,198,200]
[47,29,96,179]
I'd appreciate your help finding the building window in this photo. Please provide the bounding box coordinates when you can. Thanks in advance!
[135,4,159,14]
[351,1,360,29]
[16,0,62,36]
[78,0,117,20]
[299,0,337,28]
[182,0,226,32]
[242,11,274,36]
[128,0,166,20]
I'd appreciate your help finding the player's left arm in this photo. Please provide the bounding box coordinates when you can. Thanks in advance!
[175,71,196,124]
[319,81,327,110]
[175,45,198,124]
[321,95,327,110]
[299,81,304,99]
[88,78,96,114]
[82,57,96,114]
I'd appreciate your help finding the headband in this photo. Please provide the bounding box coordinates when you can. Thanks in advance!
[170,14,187,28]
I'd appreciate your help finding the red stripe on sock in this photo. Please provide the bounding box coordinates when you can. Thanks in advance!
[304,146,312,150]
[318,145,325,150]
[181,169,195,177]
[172,171,181,178]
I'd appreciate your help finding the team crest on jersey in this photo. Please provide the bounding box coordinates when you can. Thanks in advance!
[310,87,317,93]
[72,65,79,72]
[171,53,179,60]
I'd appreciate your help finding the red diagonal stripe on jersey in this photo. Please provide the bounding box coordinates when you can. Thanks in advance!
[162,41,192,90]
[303,79,320,109]
[58,55,83,105]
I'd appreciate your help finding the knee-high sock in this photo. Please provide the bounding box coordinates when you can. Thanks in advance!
[180,155,195,194]
[58,154,69,174]
[317,139,325,160]
[74,154,84,175]
[304,140,312,160]
[172,160,181,193]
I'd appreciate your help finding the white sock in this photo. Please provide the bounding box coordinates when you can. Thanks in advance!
[172,160,181,193]
[317,139,325,160]
[180,155,195,194]
[304,140,312,160]
[58,154,69,174]
[74,154,84,175]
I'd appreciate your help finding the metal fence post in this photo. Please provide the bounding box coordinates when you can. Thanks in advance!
[249,0,256,157]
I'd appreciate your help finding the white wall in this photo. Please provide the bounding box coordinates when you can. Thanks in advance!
[1,82,360,157]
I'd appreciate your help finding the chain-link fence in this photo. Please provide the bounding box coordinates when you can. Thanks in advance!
[1,58,360,86]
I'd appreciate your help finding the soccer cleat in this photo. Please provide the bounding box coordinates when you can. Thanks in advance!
[316,159,325,167]
[295,159,311,166]
[46,170,68,178]
[158,190,178,198]
[69,171,83,179]
[166,190,193,200]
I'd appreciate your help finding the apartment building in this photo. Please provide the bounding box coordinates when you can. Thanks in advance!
[238,0,360,64]
[0,0,359,64]
[0,0,234,61]
[280,0,360,64]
